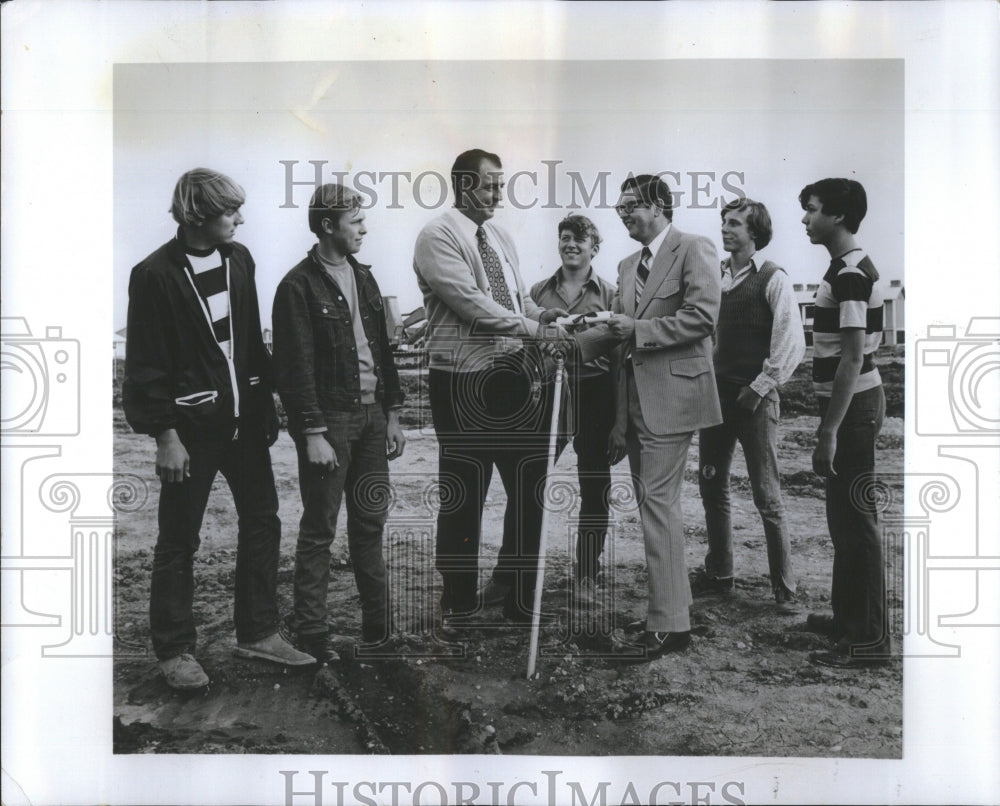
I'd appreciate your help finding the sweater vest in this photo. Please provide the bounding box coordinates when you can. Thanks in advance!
[713,261,782,385]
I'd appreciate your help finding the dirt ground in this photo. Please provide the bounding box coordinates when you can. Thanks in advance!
[113,363,904,758]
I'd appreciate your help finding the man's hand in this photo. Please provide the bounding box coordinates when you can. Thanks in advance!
[538,307,569,326]
[386,411,406,460]
[607,314,636,341]
[607,418,628,466]
[812,428,837,478]
[537,322,576,360]
[305,432,338,471]
[264,405,281,447]
[736,386,763,413]
[155,429,190,484]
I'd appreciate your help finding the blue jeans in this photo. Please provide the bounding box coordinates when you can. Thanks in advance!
[819,385,887,651]
[698,380,795,594]
[292,405,389,639]
[150,428,280,660]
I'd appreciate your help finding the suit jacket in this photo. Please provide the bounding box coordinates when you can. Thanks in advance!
[413,209,543,372]
[613,225,723,435]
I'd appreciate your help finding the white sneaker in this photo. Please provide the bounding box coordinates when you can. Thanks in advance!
[158,653,209,690]
[234,632,316,666]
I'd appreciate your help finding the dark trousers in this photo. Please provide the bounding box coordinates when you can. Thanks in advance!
[292,406,390,640]
[564,372,614,582]
[151,428,280,660]
[429,353,555,619]
[819,385,887,651]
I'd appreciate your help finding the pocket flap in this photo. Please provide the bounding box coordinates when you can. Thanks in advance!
[651,279,681,298]
[669,357,710,378]
[175,390,219,407]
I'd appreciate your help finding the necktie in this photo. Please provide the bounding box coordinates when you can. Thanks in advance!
[635,246,652,305]
[476,227,515,311]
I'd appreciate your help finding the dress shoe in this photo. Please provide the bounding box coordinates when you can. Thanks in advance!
[620,630,691,662]
[690,570,735,597]
[158,653,209,690]
[809,649,889,669]
[234,632,317,666]
[805,613,842,639]
[480,578,511,607]
[296,632,340,664]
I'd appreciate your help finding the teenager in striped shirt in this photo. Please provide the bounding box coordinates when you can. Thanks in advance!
[798,178,889,669]
[124,169,314,689]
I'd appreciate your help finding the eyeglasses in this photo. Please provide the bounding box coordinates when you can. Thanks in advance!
[614,201,649,217]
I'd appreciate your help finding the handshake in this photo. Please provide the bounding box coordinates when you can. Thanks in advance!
[535,308,628,364]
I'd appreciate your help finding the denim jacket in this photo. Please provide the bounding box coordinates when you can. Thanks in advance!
[272,248,404,438]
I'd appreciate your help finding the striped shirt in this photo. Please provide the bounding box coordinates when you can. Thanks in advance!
[187,249,231,357]
[810,249,883,397]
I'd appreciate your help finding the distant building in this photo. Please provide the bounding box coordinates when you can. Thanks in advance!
[113,327,127,359]
[882,280,905,345]
[262,327,273,354]
[793,280,904,347]
[793,283,821,347]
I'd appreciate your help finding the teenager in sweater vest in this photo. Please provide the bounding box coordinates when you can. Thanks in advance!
[697,198,805,612]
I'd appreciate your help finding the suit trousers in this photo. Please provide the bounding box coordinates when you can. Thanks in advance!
[625,368,694,633]
[429,355,553,619]
[151,428,281,660]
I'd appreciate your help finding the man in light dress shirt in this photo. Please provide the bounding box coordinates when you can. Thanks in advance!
[414,149,608,631]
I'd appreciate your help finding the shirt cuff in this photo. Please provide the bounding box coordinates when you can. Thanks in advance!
[749,375,777,398]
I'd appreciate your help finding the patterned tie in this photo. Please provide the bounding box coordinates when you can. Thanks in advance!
[477,226,515,311]
[635,246,652,306]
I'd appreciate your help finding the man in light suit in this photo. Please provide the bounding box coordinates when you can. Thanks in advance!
[608,173,722,661]
[414,149,601,631]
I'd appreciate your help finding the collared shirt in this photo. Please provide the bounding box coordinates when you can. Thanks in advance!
[644,222,672,263]
[447,208,523,314]
[721,253,806,397]
[530,266,617,376]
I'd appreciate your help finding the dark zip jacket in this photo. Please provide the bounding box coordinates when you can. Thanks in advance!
[123,231,276,442]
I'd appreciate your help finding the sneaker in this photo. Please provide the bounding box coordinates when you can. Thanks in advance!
[234,632,316,666]
[480,577,511,607]
[158,653,209,690]
[298,632,340,664]
[774,588,800,615]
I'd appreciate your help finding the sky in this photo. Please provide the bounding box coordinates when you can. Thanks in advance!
[114,59,903,330]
